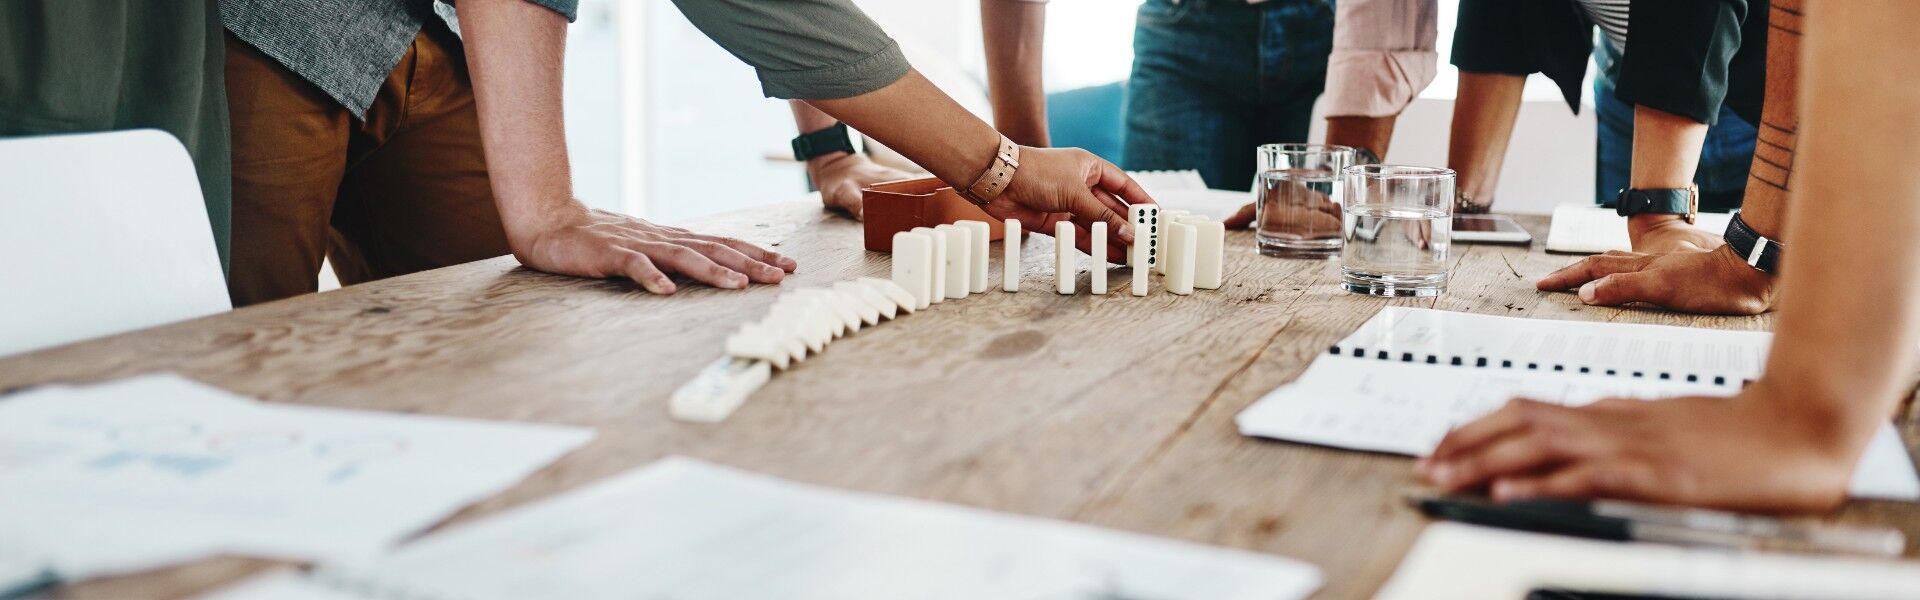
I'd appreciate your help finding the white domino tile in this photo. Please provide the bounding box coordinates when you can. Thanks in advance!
[1090,221,1107,294]
[1055,221,1076,294]
[724,323,790,370]
[1003,218,1022,292]
[833,281,887,324]
[1166,221,1197,295]
[935,224,970,300]
[959,220,990,294]
[914,226,946,304]
[668,357,772,423]
[890,231,934,310]
[1154,209,1186,275]
[1129,205,1156,296]
[1191,219,1225,290]
[799,288,860,336]
[858,277,915,315]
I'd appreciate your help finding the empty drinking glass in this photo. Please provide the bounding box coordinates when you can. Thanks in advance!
[1253,144,1357,258]
[1340,165,1454,297]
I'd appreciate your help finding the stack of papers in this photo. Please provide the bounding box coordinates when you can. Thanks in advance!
[0,374,592,578]
[203,457,1324,600]
[1378,523,1920,600]
[1131,169,1250,222]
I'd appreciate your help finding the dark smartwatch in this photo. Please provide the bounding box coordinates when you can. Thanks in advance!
[1722,212,1784,274]
[1612,186,1698,224]
[791,122,857,162]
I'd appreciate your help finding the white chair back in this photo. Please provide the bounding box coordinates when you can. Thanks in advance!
[0,130,231,357]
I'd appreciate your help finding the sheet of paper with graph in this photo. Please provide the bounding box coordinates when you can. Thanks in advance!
[0,374,591,578]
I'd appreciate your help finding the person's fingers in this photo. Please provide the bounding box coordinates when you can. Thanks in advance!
[1089,156,1155,210]
[631,241,748,290]
[1225,202,1256,229]
[1536,253,1653,291]
[1491,463,1600,501]
[1578,271,1671,307]
[1066,189,1133,246]
[613,248,675,295]
[1423,399,1547,466]
[682,232,797,273]
[1429,428,1574,493]
[668,237,786,284]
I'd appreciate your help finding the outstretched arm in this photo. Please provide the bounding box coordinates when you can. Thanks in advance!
[461,0,792,295]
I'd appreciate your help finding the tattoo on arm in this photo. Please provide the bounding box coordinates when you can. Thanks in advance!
[1751,0,1803,193]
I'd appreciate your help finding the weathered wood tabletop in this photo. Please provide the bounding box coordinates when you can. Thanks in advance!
[5,204,1917,599]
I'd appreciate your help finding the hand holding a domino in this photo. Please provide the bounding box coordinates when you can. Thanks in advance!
[973,147,1153,263]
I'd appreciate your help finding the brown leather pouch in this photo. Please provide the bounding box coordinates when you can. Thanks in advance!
[861,177,1007,252]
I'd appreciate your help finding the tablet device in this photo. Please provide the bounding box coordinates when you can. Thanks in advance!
[1453,214,1533,244]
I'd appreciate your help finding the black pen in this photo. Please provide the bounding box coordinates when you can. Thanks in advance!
[1526,588,1733,600]
[1410,494,1905,557]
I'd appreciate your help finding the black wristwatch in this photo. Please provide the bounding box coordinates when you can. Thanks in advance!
[791,122,857,161]
[1613,185,1698,224]
[1723,212,1784,274]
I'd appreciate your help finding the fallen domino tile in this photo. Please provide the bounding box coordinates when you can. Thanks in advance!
[1003,218,1022,292]
[891,231,934,309]
[1055,221,1076,294]
[787,291,846,339]
[770,296,832,352]
[858,277,915,315]
[1090,221,1107,294]
[1191,219,1225,289]
[936,224,971,300]
[1167,221,1197,295]
[752,311,806,364]
[669,357,772,423]
[725,323,790,370]
[959,220,990,294]
[832,281,886,324]
[914,226,946,304]
[799,288,861,335]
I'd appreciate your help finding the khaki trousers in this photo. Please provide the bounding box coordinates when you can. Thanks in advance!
[224,27,508,306]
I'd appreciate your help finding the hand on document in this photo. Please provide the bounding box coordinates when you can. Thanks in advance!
[1417,393,1856,512]
[1537,245,1777,315]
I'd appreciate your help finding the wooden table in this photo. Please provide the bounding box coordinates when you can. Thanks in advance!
[6,204,1917,599]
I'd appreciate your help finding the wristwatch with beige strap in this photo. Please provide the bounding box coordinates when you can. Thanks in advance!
[957,134,1021,207]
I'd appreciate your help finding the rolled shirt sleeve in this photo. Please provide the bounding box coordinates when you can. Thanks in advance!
[669,0,911,100]
[520,0,578,21]
[1322,0,1439,118]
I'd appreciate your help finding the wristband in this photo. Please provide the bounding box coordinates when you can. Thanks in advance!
[959,134,1020,207]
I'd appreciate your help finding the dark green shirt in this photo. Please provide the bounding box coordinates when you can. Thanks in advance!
[0,0,232,270]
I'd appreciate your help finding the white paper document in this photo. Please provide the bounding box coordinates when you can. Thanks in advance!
[1546,204,1735,254]
[0,374,592,578]
[203,457,1324,600]
[1238,308,1920,500]
[1376,523,1920,600]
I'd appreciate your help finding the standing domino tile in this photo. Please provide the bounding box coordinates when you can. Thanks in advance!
[1166,221,1197,295]
[1002,218,1022,292]
[913,226,946,304]
[1055,221,1076,294]
[935,224,970,300]
[1190,219,1226,289]
[1090,221,1107,294]
[1154,209,1186,275]
[1128,205,1155,296]
[890,231,934,310]
[958,220,990,294]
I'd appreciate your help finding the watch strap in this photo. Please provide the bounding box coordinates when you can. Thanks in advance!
[790,122,856,162]
[1613,186,1697,223]
[960,135,1020,206]
[1722,212,1783,274]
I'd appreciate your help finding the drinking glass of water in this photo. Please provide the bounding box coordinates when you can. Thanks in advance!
[1253,144,1356,258]
[1340,164,1454,297]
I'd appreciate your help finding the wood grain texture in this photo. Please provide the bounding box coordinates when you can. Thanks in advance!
[4,206,1915,599]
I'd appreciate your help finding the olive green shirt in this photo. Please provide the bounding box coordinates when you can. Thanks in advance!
[0,1,232,270]
[670,0,911,100]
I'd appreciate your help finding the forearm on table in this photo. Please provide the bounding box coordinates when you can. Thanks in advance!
[808,69,1001,191]
[1446,72,1524,203]
[1758,0,1920,451]
[458,0,581,245]
[981,0,1049,147]
[1624,105,1709,236]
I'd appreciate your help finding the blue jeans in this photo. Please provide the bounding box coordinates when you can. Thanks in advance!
[1593,41,1755,213]
[1123,0,1333,191]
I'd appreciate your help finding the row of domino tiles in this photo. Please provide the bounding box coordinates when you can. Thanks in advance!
[670,275,922,422]
[669,212,1226,423]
